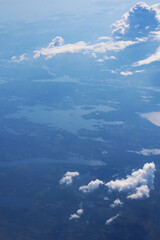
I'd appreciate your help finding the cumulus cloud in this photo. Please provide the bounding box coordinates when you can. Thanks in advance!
[59,171,79,186]
[112,10,130,36]
[105,214,120,225]
[79,179,104,193]
[33,36,145,59]
[11,54,28,63]
[104,196,109,201]
[129,148,160,156]
[112,2,160,38]
[69,214,80,220]
[127,185,150,199]
[69,208,83,220]
[105,162,156,199]
[110,199,123,208]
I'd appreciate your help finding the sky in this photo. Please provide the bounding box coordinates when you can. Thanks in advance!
[0,0,159,21]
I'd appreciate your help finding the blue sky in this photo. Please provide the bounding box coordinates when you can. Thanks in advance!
[0,0,159,21]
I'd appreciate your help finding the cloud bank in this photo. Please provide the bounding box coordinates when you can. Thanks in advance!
[59,171,79,186]
[33,36,145,59]
[105,162,156,199]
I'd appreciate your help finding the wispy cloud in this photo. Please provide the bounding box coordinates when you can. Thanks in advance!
[11,54,28,63]
[120,71,133,76]
[120,69,145,76]
[133,46,160,66]
[105,214,120,225]
[129,148,160,156]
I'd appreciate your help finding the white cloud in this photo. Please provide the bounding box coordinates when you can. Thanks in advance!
[79,179,104,193]
[120,69,145,76]
[111,3,160,66]
[135,69,145,73]
[97,58,104,63]
[111,70,117,74]
[112,11,130,35]
[69,208,83,220]
[97,55,116,63]
[112,2,160,37]
[120,71,133,76]
[98,36,112,41]
[140,112,160,127]
[127,185,150,199]
[105,163,156,199]
[33,36,145,59]
[104,196,109,201]
[133,46,160,66]
[69,214,80,220]
[130,148,160,156]
[59,171,79,186]
[105,214,120,225]
[150,30,160,41]
[77,209,83,215]
[91,52,97,58]
[11,54,28,63]
[110,199,123,208]
[104,56,116,60]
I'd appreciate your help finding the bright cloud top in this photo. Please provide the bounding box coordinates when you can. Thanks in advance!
[69,208,84,220]
[105,162,156,199]
[127,185,150,199]
[110,199,123,208]
[112,2,160,37]
[33,36,145,59]
[79,179,104,193]
[59,171,79,186]
[105,214,120,225]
